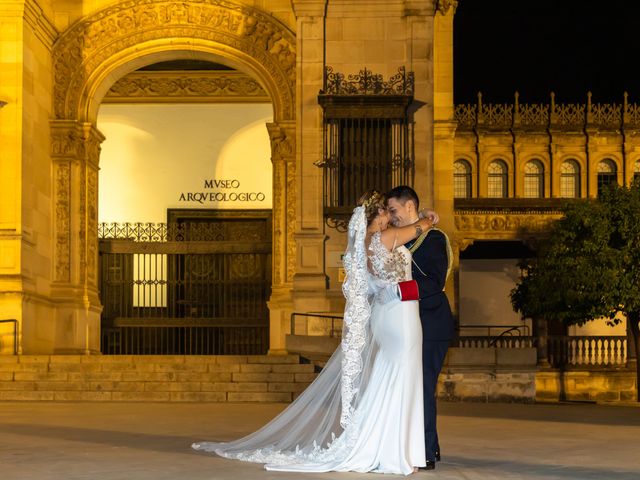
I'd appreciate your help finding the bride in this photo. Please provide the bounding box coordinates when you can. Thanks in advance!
[192,190,435,475]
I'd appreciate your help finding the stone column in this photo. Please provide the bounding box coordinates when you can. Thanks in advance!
[585,128,598,198]
[433,0,457,323]
[266,121,297,354]
[549,134,560,198]
[290,0,330,313]
[50,120,104,354]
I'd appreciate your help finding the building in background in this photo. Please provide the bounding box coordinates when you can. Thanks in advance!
[0,0,632,362]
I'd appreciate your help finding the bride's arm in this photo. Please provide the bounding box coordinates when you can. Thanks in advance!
[379,217,432,250]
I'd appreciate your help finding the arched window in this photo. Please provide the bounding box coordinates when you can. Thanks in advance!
[454,160,472,198]
[488,160,508,198]
[634,160,640,184]
[597,159,617,195]
[523,160,544,198]
[560,160,580,198]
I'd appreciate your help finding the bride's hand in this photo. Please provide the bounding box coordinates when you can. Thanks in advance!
[418,208,439,225]
[416,216,433,233]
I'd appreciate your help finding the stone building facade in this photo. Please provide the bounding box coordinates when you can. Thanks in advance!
[0,0,456,354]
[2,0,635,357]
[452,92,640,338]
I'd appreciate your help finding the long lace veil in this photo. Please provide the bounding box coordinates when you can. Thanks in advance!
[192,206,376,466]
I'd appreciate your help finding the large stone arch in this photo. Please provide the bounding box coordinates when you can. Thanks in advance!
[53,0,295,122]
[49,0,296,353]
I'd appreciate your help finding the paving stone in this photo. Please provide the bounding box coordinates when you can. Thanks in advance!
[0,402,639,479]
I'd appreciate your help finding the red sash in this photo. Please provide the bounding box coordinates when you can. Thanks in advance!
[398,280,419,301]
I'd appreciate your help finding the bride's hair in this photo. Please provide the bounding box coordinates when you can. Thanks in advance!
[357,190,387,226]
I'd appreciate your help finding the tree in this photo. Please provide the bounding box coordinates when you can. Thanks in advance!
[511,182,640,402]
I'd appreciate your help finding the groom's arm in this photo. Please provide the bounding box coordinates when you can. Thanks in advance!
[412,230,448,300]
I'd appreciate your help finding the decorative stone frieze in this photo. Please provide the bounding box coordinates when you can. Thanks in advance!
[103,71,270,103]
[53,161,71,282]
[454,213,561,236]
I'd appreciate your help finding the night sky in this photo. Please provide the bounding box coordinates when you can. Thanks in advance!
[454,0,640,105]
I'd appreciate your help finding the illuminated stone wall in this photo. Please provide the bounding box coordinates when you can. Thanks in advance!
[97,103,273,223]
[0,0,57,354]
[453,96,640,336]
[1,0,453,354]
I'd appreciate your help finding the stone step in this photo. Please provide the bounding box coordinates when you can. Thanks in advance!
[0,355,318,402]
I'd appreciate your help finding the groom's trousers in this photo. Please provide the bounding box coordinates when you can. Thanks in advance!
[423,340,450,461]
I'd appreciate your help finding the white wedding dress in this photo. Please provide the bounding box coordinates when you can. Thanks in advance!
[192,207,425,475]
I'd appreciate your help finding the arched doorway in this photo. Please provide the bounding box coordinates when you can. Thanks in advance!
[50,0,296,353]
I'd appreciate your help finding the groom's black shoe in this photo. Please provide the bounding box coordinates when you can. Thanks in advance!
[419,461,436,471]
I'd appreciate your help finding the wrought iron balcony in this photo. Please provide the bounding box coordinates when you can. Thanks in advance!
[317,67,415,231]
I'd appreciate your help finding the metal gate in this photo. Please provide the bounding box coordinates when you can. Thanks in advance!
[98,211,271,355]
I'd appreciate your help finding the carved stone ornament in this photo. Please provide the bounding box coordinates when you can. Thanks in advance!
[436,0,459,15]
[52,0,296,120]
[104,71,270,103]
[457,238,475,252]
[51,122,105,286]
[454,213,561,235]
[54,162,71,282]
[285,155,296,282]
[266,122,296,284]
[267,122,295,161]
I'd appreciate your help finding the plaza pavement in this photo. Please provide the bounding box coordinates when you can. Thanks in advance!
[0,401,638,480]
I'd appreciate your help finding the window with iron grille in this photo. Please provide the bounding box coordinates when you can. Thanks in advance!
[634,160,640,184]
[317,67,414,230]
[560,159,580,198]
[454,160,472,198]
[523,160,544,198]
[597,159,617,196]
[488,160,508,198]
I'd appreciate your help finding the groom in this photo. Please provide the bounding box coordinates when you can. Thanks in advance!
[387,186,454,471]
